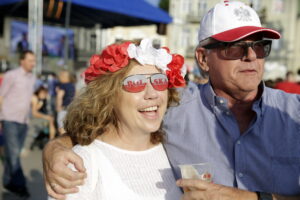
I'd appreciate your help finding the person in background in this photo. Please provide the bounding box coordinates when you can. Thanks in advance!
[22,86,56,155]
[0,68,5,162]
[47,72,59,119]
[34,74,45,91]
[56,70,75,135]
[0,50,36,198]
[275,71,300,94]
[43,1,300,200]
[17,32,29,54]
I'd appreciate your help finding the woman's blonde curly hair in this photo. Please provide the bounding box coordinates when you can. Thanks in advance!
[64,59,180,146]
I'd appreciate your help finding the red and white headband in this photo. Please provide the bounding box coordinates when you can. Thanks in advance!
[84,38,186,88]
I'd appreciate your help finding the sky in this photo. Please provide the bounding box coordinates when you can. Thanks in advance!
[144,0,160,7]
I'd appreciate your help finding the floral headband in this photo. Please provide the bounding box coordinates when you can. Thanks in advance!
[84,38,186,88]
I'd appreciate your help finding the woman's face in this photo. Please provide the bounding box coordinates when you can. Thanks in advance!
[114,64,168,136]
[58,71,70,83]
[38,90,48,99]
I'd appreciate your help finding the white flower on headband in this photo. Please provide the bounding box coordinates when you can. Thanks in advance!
[85,38,186,88]
[127,39,172,72]
[181,64,187,77]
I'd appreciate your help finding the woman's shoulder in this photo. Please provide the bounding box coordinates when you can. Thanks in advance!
[70,143,103,191]
[31,95,39,102]
[72,142,103,161]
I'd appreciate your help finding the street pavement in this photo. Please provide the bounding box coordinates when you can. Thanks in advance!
[0,148,48,200]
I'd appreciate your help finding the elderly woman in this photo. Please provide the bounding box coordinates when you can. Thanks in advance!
[48,39,186,200]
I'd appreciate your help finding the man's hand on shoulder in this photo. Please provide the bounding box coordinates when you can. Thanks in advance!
[43,135,87,200]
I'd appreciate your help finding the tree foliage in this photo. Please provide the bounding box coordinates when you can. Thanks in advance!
[159,0,169,12]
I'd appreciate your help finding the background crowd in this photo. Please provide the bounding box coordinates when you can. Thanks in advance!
[0,1,299,199]
[0,50,80,198]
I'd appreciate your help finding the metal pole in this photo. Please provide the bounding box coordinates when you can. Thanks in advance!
[95,24,102,51]
[64,0,72,69]
[28,0,43,75]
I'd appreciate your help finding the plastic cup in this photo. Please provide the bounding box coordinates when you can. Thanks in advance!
[178,162,213,182]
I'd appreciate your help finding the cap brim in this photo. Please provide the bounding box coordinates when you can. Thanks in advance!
[211,26,281,42]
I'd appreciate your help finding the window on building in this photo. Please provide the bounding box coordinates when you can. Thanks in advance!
[183,0,191,14]
[198,0,207,16]
[298,0,300,17]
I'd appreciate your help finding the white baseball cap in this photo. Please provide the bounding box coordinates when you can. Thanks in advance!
[198,1,281,43]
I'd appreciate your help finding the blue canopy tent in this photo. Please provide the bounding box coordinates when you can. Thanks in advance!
[0,0,172,28]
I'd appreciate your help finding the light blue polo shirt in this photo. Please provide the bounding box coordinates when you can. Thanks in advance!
[163,82,300,195]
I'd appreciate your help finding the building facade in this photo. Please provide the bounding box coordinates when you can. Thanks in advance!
[167,0,300,79]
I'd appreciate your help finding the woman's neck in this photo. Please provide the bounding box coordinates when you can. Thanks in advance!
[98,128,155,151]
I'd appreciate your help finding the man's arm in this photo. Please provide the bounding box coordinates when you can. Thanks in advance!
[31,96,53,121]
[0,72,13,99]
[43,135,86,200]
[176,179,300,200]
[273,195,300,200]
[0,72,13,113]
[56,88,65,112]
[0,96,3,110]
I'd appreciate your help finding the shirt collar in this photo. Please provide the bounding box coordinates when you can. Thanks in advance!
[203,81,265,111]
[253,82,265,114]
[203,82,228,110]
[19,66,33,76]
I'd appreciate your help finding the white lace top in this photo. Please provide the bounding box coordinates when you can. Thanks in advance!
[64,140,182,200]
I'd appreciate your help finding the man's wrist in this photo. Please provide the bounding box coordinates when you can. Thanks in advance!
[230,187,259,200]
[256,191,273,200]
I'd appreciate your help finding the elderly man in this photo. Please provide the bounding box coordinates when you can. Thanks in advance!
[43,1,299,200]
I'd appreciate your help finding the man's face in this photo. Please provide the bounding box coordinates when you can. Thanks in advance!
[204,35,265,97]
[21,53,36,72]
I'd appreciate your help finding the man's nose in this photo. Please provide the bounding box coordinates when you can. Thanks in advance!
[243,46,257,61]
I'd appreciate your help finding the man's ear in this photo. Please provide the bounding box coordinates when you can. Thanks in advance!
[195,47,209,72]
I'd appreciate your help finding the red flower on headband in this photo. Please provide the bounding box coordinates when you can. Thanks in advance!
[84,42,131,83]
[162,47,170,53]
[166,54,186,88]
[84,40,186,88]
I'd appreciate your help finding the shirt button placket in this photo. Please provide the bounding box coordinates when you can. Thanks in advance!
[235,139,245,186]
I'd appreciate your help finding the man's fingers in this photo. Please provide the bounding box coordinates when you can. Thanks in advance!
[177,179,209,190]
[71,156,86,173]
[53,175,84,189]
[51,161,86,182]
[49,181,79,195]
[46,182,66,200]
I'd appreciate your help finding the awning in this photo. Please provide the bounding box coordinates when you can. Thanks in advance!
[0,0,21,6]
[0,0,172,28]
[71,0,172,24]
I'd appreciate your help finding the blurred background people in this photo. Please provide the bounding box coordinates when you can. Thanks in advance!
[0,68,5,162]
[56,70,75,135]
[47,72,59,126]
[0,50,36,198]
[22,86,56,156]
[275,71,300,94]
[17,32,29,54]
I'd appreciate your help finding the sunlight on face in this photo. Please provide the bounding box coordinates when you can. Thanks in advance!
[21,53,36,72]
[207,35,265,96]
[114,64,168,136]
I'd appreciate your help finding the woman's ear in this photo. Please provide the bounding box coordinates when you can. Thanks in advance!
[195,47,209,72]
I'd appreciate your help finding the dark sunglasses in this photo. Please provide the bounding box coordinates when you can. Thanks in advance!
[122,73,169,93]
[203,40,272,60]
